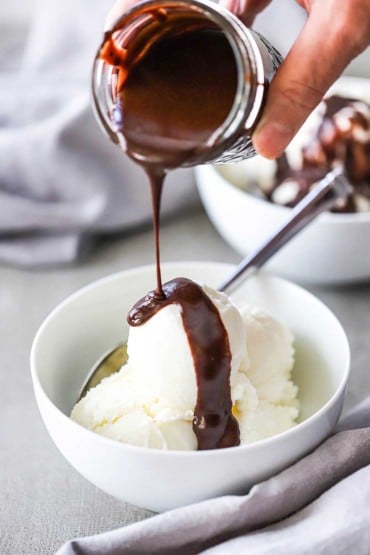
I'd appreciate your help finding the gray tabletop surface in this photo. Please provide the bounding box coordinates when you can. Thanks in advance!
[1,205,369,555]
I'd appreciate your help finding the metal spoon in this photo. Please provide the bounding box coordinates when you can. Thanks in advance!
[78,168,352,401]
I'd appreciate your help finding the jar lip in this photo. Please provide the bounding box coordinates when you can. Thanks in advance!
[92,0,267,155]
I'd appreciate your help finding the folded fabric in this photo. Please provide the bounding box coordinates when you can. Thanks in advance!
[0,0,196,267]
[56,397,370,554]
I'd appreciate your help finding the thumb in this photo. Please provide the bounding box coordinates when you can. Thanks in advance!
[253,0,370,159]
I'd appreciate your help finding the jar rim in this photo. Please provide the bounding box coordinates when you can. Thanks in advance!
[92,0,267,159]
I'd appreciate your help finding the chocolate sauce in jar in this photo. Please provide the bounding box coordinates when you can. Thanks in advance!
[128,278,240,450]
[98,10,243,450]
[112,26,238,170]
[94,0,283,165]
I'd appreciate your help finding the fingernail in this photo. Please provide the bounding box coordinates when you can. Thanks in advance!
[253,121,294,159]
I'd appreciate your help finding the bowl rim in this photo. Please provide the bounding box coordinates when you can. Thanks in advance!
[196,74,370,225]
[196,164,370,225]
[30,261,351,458]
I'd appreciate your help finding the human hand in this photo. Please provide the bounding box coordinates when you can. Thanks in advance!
[106,0,370,159]
[221,0,370,158]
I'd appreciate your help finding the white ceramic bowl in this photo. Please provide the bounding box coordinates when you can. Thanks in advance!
[196,77,370,284]
[31,262,350,512]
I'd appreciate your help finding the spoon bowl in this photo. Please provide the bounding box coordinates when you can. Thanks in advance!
[79,344,127,400]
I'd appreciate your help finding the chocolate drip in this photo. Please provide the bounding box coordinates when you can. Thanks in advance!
[128,278,240,450]
[147,168,166,297]
[100,10,241,449]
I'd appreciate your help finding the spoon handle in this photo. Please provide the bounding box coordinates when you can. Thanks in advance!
[219,167,353,293]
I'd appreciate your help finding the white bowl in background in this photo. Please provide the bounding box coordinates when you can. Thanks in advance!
[31,262,350,512]
[196,76,370,284]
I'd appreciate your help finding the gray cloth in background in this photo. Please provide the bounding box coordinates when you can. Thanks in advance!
[56,397,370,555]
[0,0,197,267]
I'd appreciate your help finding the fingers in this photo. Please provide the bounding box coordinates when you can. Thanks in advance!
[220,0,273,26]
[105,0,137,30]
[108,0,271,30]
[253,0,370,158]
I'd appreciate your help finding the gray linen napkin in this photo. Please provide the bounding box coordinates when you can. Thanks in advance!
[0,0,196,267]
[56,397,370,555]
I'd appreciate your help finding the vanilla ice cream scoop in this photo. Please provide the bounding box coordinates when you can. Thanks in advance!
[126,286,248,413]
[71,283,299,450]
[239,305,297,404]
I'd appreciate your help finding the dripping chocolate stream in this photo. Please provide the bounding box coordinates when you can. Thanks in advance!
[147,168,166,297]
[128,278,240,449]
[100,11,240,449]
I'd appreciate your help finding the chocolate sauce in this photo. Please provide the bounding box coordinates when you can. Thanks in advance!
[111,26,237,169]
[100,13,240,449]
[128,278,240,449]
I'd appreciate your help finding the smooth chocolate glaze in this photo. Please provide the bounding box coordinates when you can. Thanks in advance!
[111,26,237,168]
[128,278,240,449]
[100,10,240,449]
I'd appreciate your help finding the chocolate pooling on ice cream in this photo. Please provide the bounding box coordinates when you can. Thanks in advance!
[271,95,370,212]
[128,279,240,450]
[99,11,240,449]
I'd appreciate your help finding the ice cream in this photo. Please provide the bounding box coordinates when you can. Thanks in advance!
[71,283,299,450]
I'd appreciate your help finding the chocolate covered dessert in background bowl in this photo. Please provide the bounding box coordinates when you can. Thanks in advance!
[196,76,370,284]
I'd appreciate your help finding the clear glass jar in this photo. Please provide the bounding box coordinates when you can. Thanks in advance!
[92,0,282,165]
